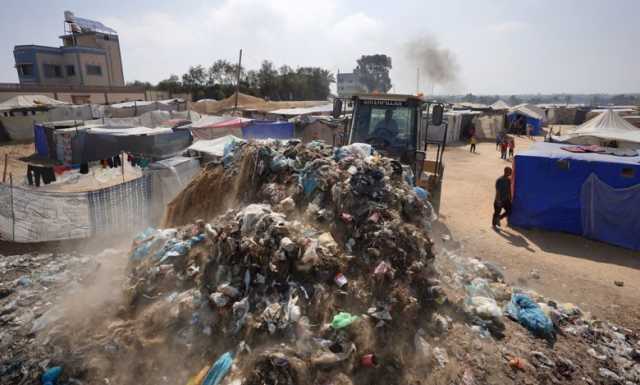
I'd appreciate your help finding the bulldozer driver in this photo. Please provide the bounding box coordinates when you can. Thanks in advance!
[372,109,400,143]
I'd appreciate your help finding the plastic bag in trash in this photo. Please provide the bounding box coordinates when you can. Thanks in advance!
[330,312,359,329]
[414,186,429,201]
[506,293,554,339]
[202,352,233,385]
[334,143,373,161]
[41,366,62,385]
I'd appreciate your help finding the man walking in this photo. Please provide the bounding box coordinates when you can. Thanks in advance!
[469,134,477,153]
[493,167,512,228]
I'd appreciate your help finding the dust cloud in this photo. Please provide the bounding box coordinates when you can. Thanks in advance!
[405,35,460,88]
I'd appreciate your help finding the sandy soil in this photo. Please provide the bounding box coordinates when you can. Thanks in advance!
[435,136,640,329]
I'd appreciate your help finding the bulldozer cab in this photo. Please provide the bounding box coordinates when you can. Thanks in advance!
[347,94,423,168]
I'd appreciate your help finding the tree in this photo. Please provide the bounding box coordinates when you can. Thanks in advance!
[257,60,278,99]
[126,80,152,88]
[353,54,392,93]
[156,75,182,94]
[182,65,207,90]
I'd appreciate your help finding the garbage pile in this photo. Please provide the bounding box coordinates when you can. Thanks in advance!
[1,140,638,385]
[117,140,444,385]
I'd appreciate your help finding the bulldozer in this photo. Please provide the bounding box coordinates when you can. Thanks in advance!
[332,93,447,211]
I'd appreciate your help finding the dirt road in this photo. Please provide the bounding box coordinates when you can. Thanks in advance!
[436,136,640,329]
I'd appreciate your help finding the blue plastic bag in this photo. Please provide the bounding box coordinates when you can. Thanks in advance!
[202,352,233,385]
[506,293,554,339]
[41,366,62,385]
[414,186,429,201]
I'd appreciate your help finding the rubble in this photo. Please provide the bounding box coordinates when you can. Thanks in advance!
[1,140,638,385]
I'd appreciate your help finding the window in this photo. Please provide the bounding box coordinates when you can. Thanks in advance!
[352,104,417,153]
[66,65,76,76]
[16,63,34,77]
[43,64,63,78]
[86,65,102,76]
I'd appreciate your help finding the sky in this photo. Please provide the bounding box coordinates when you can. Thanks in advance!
[1,0,639,95]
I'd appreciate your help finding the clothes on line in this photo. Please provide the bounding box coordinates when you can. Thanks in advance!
[26,165,56,187]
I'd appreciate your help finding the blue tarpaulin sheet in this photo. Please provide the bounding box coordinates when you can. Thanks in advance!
[242,121,293,139]
[508,113,543,136]
[510,142,640,250]
[34,124,48,156]
[581,174,640,250]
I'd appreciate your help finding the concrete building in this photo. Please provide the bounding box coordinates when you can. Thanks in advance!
[13,11,124,89]
[336,73,366,97]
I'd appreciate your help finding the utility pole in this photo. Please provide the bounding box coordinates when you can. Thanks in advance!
[416,67,420,95]
[234,49,243,113]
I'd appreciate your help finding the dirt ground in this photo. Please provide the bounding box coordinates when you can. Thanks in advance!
[436,135,640,329]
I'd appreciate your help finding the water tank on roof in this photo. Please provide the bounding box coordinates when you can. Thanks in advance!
[64,11,75,23]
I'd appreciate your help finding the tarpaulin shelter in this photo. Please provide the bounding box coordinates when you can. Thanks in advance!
[508,104,545,136]
[0,95,82,141]
[552,109,640,149]
[188,116,250,140]
[187,135,243,158]
[510,142,640,250]
[490,100,511,110]
[242,120,294,139]
[81,126,192,162]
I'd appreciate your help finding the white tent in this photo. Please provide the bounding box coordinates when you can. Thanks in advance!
[553,109,640,148]
[509,103,545,121]
[0,95,68,111]
[490,100,510,110]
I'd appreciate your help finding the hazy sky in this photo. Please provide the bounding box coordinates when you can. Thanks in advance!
[1,0,639,95]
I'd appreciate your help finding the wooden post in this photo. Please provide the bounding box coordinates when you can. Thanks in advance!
[234,49,242,113]
[9,173,15,241]
[121,151,125,183]
[2,154,7,183]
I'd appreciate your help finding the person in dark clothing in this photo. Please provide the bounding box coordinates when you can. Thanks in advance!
[493,167,512,228]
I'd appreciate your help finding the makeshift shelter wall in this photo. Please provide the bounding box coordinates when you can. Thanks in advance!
[427,113,463,144]
[474,114,505,140]
[146,157,200,224]
[242,121,294,139]
[0,114,42,140]
[81,129,192,162]
[298,121,339,144]
[511,142,640,250]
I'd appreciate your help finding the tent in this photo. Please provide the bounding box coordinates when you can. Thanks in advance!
[188,116,250,140]
[490,100,510,110]
[0,95,68,111]
[187,135,243,158]
[0,95,75,141]
[510,142,640,250]
[552,109,640,149]
[81,127,192,162]
[242,121,294,139]
[508,104,545,136]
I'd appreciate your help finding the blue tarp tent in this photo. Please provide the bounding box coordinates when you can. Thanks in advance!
[508,104,545,136]
[510,142,640,250]
[34,124,48,156]
[242,121,294,140]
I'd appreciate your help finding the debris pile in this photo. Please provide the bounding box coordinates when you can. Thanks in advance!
[1,140,638,385]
